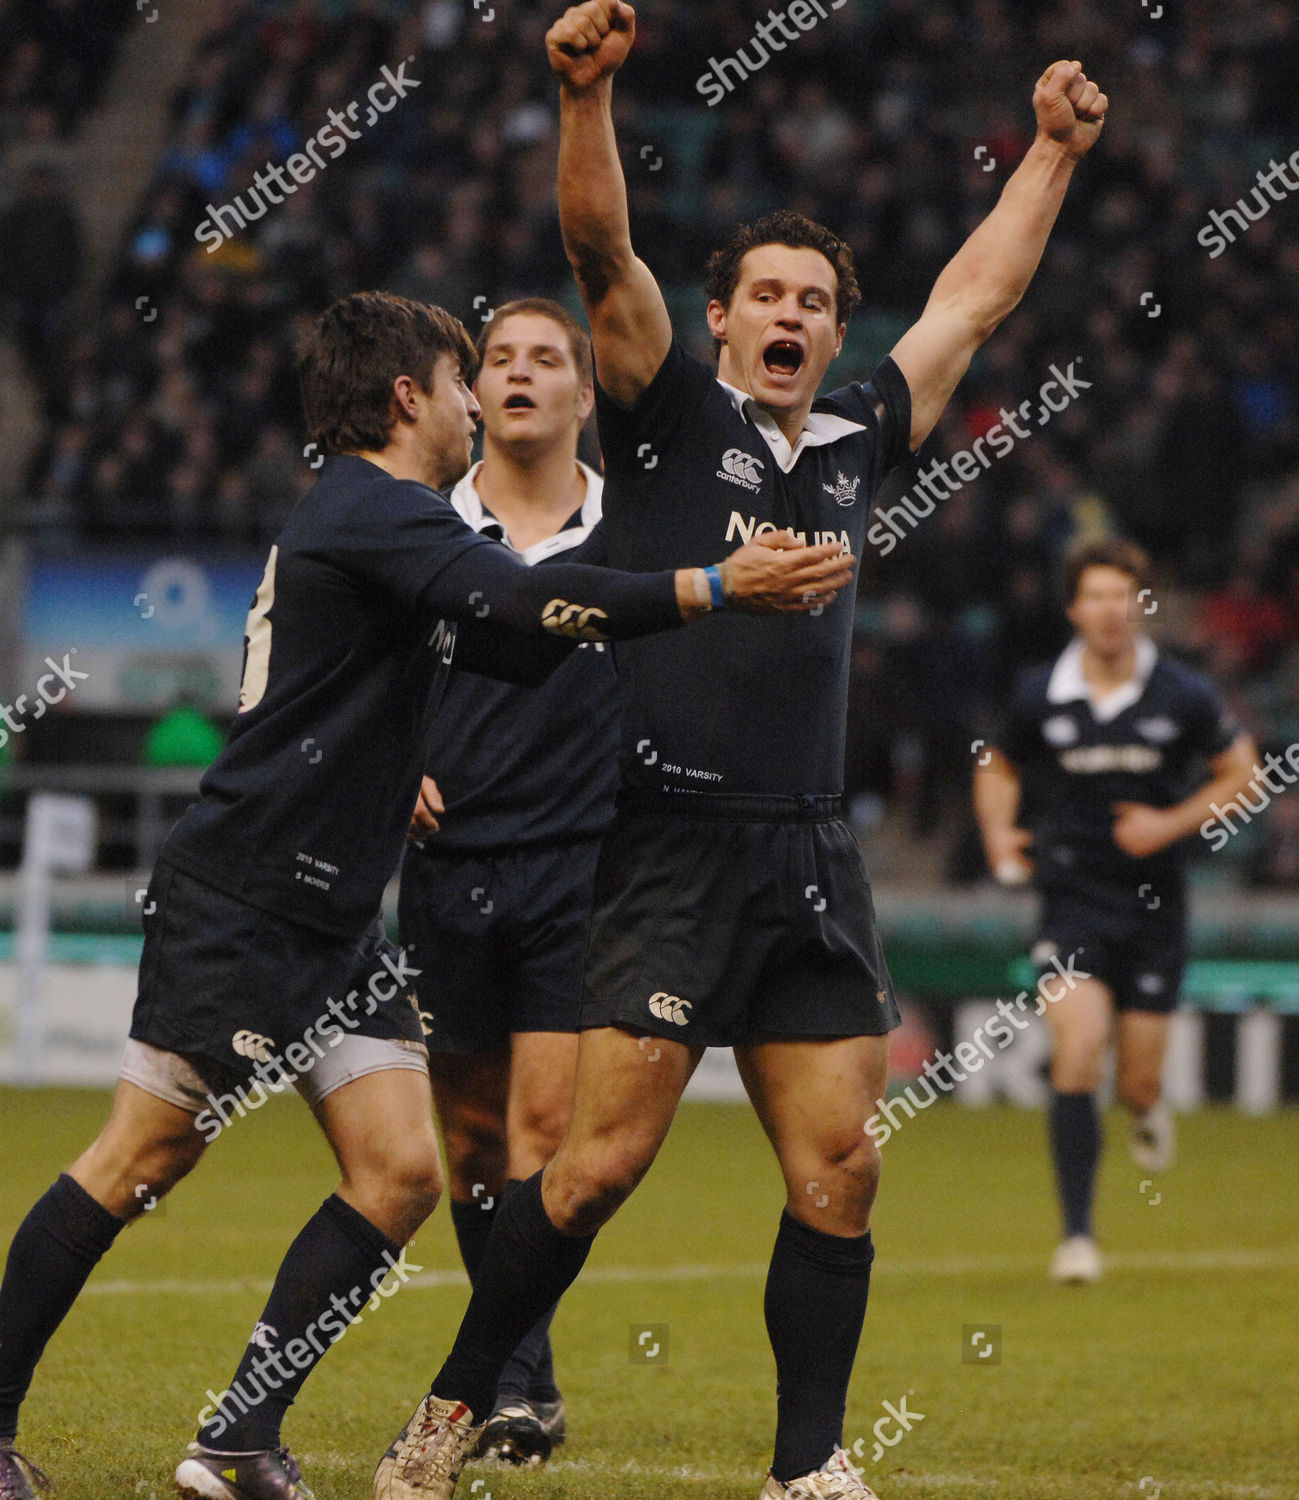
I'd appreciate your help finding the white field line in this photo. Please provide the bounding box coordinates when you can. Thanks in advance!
[84,1245,1299,1298]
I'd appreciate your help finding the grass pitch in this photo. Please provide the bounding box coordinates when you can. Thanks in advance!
[1,1088,1295,1500]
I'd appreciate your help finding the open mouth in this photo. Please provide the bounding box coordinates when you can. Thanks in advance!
[503,393,537,411]
[762,341,804,378]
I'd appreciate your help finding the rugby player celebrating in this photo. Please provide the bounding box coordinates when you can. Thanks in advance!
[0,291,844,1500]
[975,537,1256,1285]
[377,7,1109,1499]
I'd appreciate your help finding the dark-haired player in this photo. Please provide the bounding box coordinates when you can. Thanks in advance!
[0,291,847,1500]
[399,298,613,1465]
[376,6,1109,1498]
[975,536,1256,1284]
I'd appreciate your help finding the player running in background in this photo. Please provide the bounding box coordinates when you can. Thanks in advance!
[399,298,613,1466]
[974,537,1257,1284]
[0,291,847,1500]
[375,6,1108,1499]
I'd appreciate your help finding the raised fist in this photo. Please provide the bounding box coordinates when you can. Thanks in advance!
[546,0,636,91]
[1033,60,1108,159]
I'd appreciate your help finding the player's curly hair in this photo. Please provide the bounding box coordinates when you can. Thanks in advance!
[1062,535,1153,603]
[704,210,862,329]
[299,291,478,456]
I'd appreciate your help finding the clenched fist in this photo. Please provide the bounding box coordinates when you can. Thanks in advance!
[1033,60,1108,159]
[546,0,636,91]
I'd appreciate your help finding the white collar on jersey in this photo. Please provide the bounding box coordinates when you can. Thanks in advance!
[717,378,867,474]
[1047,634,1158,724]
[449,460,603,564]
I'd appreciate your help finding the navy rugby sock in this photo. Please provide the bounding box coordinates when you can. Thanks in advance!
[1049,1088,1101,1238]
[449,1191,497,1282]
[197,1194,401,1452]
[766,1211,875,1485]
[495,1181,560,1404]
[0,1174,124,1443]
[451,1183,560,1405]
[431,1172,592,1422]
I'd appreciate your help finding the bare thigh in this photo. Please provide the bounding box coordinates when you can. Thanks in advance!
[1045,977,1114,1093]
[736,1033,890,1237]
[542,1026,703,1236]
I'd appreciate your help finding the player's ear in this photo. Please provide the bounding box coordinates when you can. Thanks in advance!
[392,374,420,421]
[833,323,846,359]
[706,299,728,345]
[576,382,595,422]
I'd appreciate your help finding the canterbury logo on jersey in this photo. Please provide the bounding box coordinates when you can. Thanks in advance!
[1058,744,1163,773]
[648,992,692,1025]
[1042,714,1078,747]
[232,1029,275,1062]
[542,599,612,641]
[1136,715,1181,743]
[717,448,765,491]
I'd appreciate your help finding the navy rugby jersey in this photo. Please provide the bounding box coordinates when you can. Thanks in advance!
[595,338,913,796]
[998,637,1239,898]
[414,460,620,854]
[161,455,680,935]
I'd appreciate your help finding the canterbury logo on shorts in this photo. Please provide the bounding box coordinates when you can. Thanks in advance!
[232,1029,276,1062]
[542,599,612,641]
[648,992,692,1026]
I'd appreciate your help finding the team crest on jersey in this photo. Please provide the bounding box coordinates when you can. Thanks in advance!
[822,470,861,507]
[1136,715,1180,743]
[1042,714,1078,747]
[717,448,765,492]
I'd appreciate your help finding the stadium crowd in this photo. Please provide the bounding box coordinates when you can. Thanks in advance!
[0,0,135,144]
[12,0,1299,869]
[0,0,135,408]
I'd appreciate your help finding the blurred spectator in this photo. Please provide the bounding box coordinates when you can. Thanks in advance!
[0,165,84,413]
[0,0,134,143]
[1191,543,1297,679]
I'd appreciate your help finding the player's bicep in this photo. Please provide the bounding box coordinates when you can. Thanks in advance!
[992,683,1045,772]
[975,745,1023,790]
[581,253,673,409]
[985,745,1022,777]
[1210,734,1258,784]
[455,617,575,686]
[889,299,984,450]
[420,538,536,627]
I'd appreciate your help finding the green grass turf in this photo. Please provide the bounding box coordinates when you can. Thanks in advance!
[1,1088,1296,1500]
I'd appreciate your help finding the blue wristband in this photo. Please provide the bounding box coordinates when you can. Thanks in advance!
[703,564,727,609]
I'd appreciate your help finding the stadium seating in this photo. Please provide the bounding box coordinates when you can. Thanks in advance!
[10,0,1299,861]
